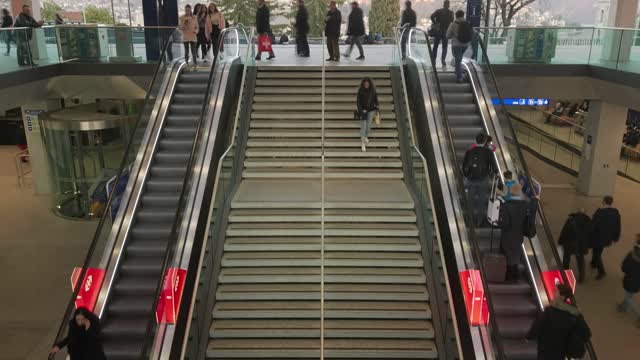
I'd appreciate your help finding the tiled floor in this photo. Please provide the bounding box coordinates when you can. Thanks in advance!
[523,149,640,359]
[0,146,97,359]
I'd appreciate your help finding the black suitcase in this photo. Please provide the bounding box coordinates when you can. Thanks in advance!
[483,225,506,282]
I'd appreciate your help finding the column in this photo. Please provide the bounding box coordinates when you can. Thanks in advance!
[21,100,55,194]
[142,0,178,61]
[601,0,639,64]
[577,101,628,197]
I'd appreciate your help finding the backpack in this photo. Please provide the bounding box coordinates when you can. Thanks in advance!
[457,20,473,43]
[566,315,590,358]
[463,147,489,180]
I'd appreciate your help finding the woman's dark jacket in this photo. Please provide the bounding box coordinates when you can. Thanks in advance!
[356,87,379,116]
[499,197,529,266]
[56,312,106,360]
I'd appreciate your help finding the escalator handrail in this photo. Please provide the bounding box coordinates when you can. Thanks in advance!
[406,26,507,360]
[475,31,598,359]
[395,26,461,358]
[51,28,178,350]
[173,25,255,358]
[138,26,246,358]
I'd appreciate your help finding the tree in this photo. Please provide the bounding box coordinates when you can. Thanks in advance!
[84,5,114,25]
[368,0,400,37]
[289,0,330,37]
[41,1,63,23]
[493,0,539,36]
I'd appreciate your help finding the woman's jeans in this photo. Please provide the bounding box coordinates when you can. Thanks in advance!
[360,111,375,139]
[183,42,197,64]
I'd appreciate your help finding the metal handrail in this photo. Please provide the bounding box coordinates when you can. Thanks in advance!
[50,28,178,353]
[476,32,598,359]
[138,26,246,358]
[179,25,254,358]
[407,26,507,360]
[395,25,461,358]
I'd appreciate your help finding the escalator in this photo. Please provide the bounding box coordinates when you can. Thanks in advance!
[436,70,539,358]
[51,27,249,360]
[98,67,208,358]
[403,27,598,359]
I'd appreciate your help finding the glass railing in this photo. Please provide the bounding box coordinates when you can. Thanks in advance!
[394,26,460,359]
[509,106,640,181]
[49,27,179,358]
[181,26,254,359]
[478,26,640,73]
[0,25,176,75]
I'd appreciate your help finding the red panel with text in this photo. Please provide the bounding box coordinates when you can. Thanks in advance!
[459,269,489,326]
[156,268,187,324]
[70,267,106,312]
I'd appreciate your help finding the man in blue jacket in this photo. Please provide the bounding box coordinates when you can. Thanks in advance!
[590,196,621,280]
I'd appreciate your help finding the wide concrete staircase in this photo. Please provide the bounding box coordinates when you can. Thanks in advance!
[204,66,439,358]
[244,67,402,179]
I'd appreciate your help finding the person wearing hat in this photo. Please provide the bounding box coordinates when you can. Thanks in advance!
[527,284,591,360]
[618,235,640,328]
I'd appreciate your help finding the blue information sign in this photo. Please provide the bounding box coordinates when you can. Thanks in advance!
[492,98,551,106]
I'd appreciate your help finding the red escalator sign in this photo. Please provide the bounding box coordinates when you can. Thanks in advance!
[70,267,106,312]
[459,269,489,326]
[156,268,187,324]
[541,270,576,302]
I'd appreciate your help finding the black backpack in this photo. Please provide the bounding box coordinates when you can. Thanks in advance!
[457,20,473,43]
[463,147,489,180]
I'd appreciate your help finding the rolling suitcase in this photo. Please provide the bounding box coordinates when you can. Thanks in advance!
[482,204,507,282]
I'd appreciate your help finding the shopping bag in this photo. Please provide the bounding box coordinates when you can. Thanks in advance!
[374,111,381,125]
[258,33,272,52]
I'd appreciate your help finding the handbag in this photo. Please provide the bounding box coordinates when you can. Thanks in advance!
[257,33,272,52]
[374,111,381,125]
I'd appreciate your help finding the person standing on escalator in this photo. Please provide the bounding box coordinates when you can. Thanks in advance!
[179,4,199,68]
[462,132,496,226]
[49,307,107,360]
[527,284,592,360]
[446,10,473,83]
